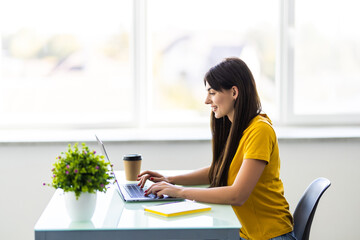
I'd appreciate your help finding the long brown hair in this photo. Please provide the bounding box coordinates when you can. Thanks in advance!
[205,58,262,187]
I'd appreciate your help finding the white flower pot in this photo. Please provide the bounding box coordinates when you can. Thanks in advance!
[64,192,97,222]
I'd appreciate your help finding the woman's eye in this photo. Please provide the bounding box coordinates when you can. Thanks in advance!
[209,92,215,95]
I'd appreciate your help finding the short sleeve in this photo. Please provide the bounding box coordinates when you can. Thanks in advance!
[243,121,276,163]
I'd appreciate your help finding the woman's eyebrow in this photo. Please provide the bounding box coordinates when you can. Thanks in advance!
[207,87,213,91]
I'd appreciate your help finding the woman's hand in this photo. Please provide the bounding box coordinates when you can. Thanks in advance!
[144,181,183,198]
[137,170,170,188]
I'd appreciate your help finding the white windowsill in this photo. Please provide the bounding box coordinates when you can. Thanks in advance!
[0,126,360,144]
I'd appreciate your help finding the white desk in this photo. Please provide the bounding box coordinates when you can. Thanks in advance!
[35,171,241,240]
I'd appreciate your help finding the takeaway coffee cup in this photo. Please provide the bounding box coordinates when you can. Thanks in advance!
[123,154,142,181]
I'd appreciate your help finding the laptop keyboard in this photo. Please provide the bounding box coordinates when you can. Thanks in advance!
[124,184,156,199]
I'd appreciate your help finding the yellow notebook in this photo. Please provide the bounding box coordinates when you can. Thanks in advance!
[144,200,211,217]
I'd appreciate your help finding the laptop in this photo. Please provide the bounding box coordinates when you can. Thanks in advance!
[95,135,183,202]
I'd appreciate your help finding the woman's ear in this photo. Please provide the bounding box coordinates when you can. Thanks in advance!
[232,86,239,100]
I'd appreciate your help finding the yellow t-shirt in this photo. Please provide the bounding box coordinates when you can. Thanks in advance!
[228,114,293,240]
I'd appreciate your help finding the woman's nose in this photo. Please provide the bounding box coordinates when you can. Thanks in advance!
[204,95,211,105]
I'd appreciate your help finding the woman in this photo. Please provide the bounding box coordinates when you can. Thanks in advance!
[137,57,295,240]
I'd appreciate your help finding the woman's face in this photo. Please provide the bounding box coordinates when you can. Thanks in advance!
[204,82,237,122]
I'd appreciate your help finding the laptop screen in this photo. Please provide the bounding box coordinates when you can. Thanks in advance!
[95,135,122,192]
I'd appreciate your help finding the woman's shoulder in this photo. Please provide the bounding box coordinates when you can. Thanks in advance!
[250,114,273,127]
[241,114,278,149]
[246,114,276,136]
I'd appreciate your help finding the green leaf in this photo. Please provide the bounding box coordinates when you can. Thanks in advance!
[47,142,114,198]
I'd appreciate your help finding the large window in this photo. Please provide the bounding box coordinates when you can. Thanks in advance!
[0,0,359,129]
[0,0,133,128]
[280,0,360,125]
[293,0,360,123]
[147,0,278,125]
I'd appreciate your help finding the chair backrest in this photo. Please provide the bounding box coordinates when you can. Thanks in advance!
[293,177,331,240]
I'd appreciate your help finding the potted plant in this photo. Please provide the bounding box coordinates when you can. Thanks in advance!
[45,142,114,221]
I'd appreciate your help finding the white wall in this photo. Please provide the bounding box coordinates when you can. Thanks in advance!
[0,138,359,240]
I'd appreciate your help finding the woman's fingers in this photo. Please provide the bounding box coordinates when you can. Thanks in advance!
[137,171,167,188]
[138,170,162,178]
[137,173,151,188]
[144,181,172,198]
[144,182,160,196]
[138,170,153,177]
[150,176,164,182]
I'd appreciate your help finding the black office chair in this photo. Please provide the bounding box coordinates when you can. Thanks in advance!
[293,177,331,240]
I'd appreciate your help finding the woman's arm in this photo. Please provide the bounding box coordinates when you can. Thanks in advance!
[168,166,210,185]
[138,166,210,188]
[145,159,266,206]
